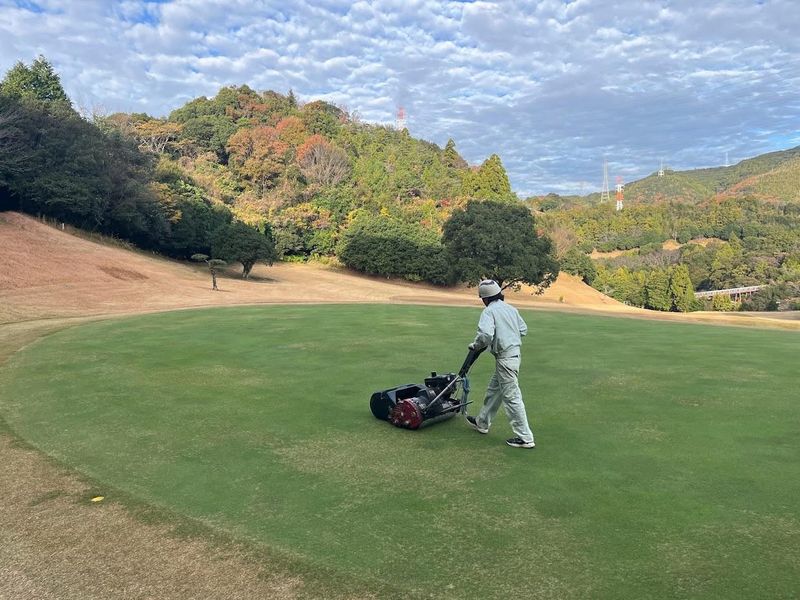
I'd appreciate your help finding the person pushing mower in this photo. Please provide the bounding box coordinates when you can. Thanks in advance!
[466,279,536,449]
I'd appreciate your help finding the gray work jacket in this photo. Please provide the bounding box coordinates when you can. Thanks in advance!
[471,300,528,358]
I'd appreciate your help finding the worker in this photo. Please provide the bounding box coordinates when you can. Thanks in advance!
[466,279,536,449]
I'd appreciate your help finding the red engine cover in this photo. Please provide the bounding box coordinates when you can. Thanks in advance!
[389,398,424,429]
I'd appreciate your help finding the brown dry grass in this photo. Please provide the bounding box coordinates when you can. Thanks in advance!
[0,211,797,599]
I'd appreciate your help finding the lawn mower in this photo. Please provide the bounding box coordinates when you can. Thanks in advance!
[370,347,486,429]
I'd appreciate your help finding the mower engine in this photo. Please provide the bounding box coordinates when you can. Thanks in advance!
[370,347,485,430]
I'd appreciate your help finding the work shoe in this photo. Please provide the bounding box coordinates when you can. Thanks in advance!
[506,437,536,449]
[466,415,488,434]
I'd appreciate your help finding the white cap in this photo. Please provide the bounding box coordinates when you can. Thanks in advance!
[478,279,502,298]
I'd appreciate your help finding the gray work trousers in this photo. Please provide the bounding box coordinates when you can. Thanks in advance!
[475,356,534,443]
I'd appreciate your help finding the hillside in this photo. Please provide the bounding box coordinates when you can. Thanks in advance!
[0,212,632,324]
[624,171,715,204]
[529,145,800,210]
[625,146,800,205]
[724,156,800,202]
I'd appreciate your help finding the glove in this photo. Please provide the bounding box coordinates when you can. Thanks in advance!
[468,342,476,350]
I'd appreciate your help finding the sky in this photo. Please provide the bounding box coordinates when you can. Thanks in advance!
[1,0,799,196]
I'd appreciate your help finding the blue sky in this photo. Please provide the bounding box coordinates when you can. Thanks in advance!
[1,0,798,196]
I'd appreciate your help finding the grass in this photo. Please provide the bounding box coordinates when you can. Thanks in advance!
[1,305,798,599]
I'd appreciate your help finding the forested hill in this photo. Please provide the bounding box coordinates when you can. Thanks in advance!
[530,145,800,210]
[0,57,523,286]
[533,145,800,311]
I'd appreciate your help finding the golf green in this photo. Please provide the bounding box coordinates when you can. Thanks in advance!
[1,305,798,599]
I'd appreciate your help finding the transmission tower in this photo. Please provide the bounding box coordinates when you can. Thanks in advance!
[658,159,664,178]
[600,159,610,203]
[395,106,406,130]
[615,176,624,211]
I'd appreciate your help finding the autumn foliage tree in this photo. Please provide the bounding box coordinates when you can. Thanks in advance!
[275,115,309,147]
[226,125,290,194]
[297,135,350,186]
[133,119,183,154]
[272,202,335,258]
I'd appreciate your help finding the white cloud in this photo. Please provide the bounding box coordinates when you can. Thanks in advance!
[0,0,798,195]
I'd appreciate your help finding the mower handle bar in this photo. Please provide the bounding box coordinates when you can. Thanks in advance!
[459,346,486,378]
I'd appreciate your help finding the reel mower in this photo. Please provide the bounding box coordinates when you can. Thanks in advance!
[370,347,485,430]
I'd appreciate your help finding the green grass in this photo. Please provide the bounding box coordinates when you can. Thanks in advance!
[1,305,799,599]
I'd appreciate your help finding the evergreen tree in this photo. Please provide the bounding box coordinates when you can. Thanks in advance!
[560,248,596,284]
[465,154,515,202]
[669,264,696,312]
[709,237,746,288]
[443,138,467,169]
[442,200,558,290]
[645,269,671,311]
[336,211,450,284]
[211,220,277,278]
[712,293,735,311]
[0,56,70,104]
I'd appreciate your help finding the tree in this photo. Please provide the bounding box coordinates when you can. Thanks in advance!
[226,126,290,194]
[709,238,747,288]
[711,293,735,311]
[0,56,70,104]
[133,119,183,154]
[679,243,713,289]
[560,248,596,284]
[177,114,236,160]
[299,100,344,137]
[192,254,226,290]
[297,135,350,186]
[462,154,515,202]
[740,285,786,311]
[443,138,467,169]
[287,89,298,109]
[153,175,232,257]
[442,200,559,291]
[275,116,308,147]
[0,97,29,196]
[336,211,450,284]
[272,203,334,258]
[0,93,170,248]
[211,220,277,278]
[644,268,671,311]
[669,264,696,312]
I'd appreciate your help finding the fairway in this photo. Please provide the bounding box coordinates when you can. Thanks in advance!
[1,305,798,599]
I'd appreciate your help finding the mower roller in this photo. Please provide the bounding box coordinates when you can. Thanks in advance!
[370,347,486,430]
